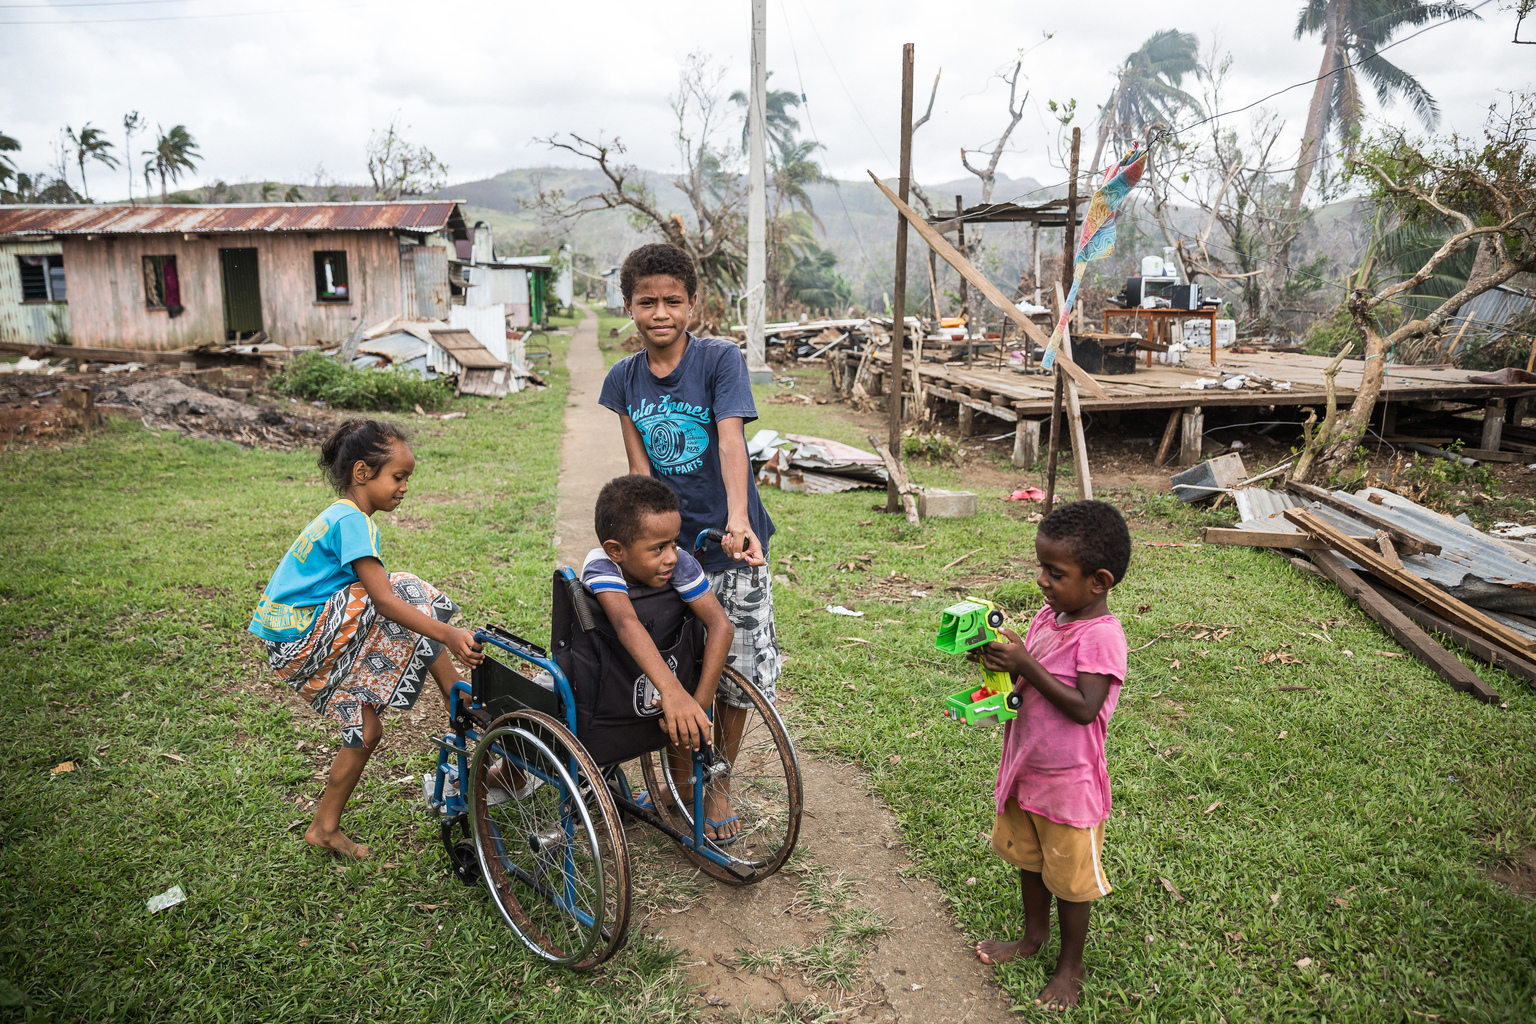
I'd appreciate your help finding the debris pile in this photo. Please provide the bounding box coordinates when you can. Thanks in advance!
[749,430,888,493]
[1203,479,1536,704]
[102,376,330,448]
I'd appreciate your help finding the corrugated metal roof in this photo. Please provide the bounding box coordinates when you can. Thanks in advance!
[1455,285,1533,331]
[0,202,468,238]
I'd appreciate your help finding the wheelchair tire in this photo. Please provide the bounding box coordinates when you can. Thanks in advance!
[468,710,631,970]
[641,667,802,885]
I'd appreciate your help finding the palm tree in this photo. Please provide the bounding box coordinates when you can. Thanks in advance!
[729,75,804,157]
[1289,0,1479,208]
[260,180,279,202]
[770,137,830,226]
[122,112,143,203]
[144,125,201,203]
[282,185,304,202]
[66,123,119,202]
[1088,30,1202,176]
[0,129,19,191]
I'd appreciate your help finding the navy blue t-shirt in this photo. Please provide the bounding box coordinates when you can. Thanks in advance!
[599,334,774,572]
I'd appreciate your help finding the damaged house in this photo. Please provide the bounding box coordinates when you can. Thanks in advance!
[0,201,469,350]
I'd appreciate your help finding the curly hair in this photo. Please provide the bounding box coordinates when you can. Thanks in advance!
[595,474,680,546]
[620,242,698,302]
[1037,499,1132,584]
[317,418,410,493]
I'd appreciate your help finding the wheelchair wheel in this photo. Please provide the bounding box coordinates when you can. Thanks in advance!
[469,709,631,970]
[641,667,801,885]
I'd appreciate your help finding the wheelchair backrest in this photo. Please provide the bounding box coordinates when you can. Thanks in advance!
[551,569,706,766]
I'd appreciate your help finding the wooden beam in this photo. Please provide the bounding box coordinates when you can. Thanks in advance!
[1306,550,1501,705]
[1285,507,1533,657]
[869,434,920,526]
[1044,370,1064,516]
[1482,397,1506,452]
[1361,577,1536,691]
[1055,284,1092,501]
[865,170,1110,401]
[1013,418,1041,468]
[886,43,915,514]
[1284,481,1441,556]
[1153,407,1181,468]
[1179,407,1203,467]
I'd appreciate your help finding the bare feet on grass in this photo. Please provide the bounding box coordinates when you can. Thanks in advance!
[1034,962,1086,1009]
[305,824,370,860]
[975,932,1046,966]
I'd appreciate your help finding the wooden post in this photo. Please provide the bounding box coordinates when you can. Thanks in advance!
[1153,407,1182,467]
[1510,396,1528,429]
[1180,407,1204,467]
[886,43,915,513]
[957,401,974,437]
[1061,319,1093,500]
[1482,397,1506,452]
[955,195,968,323]
[1013,418,1041,468]
[1380,397,1397,438]
[1061,127,1081,298]
[1043,371,1064,515]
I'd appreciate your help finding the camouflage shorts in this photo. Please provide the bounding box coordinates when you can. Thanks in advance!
[706,564,780,708]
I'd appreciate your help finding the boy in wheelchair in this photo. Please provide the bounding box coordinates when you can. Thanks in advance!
[578,475,741,842]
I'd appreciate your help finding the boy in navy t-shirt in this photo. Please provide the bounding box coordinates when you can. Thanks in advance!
[599,243,779,845]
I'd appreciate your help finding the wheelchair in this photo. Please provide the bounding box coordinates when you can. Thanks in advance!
[424,530,802,969]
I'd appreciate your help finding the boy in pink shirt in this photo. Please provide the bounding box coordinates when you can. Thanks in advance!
[975,500,1131,1009]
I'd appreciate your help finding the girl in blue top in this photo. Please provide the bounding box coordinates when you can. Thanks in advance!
[250,418,484,860]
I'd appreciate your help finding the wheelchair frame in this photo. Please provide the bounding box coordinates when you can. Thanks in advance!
[424,565,802,969]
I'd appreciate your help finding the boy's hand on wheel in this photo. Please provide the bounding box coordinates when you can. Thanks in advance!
[447,628,485,667]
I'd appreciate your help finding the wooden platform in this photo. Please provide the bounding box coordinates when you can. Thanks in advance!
[856,347,1536,468]
[863,348,1536,418]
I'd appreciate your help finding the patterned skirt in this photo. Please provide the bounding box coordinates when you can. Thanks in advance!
[263,572,458,747]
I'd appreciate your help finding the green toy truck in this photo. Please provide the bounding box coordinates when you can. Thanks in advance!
[934,599,1021,725]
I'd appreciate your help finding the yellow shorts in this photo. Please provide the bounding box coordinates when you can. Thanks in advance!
[991,798,1112,903]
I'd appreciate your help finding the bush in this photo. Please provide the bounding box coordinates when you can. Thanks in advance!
[902,432,957,464]
[271,352,453,412]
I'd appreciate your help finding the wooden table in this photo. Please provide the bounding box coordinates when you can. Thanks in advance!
[1103,307,1220,365]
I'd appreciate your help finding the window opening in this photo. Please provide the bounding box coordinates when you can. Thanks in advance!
[314,251,349,302]
[142,255,183,316]
[17,254,66,302]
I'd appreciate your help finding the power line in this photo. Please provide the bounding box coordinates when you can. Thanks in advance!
[794,0,892,168]
[777,0,874,274]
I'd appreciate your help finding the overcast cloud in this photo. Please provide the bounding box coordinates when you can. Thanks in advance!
[1,0,1530,199]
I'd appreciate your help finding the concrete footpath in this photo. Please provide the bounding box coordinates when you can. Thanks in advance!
[554,307,628,569]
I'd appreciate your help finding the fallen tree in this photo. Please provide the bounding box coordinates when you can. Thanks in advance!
[1296,90,1536,482]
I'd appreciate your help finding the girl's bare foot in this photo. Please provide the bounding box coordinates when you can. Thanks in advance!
[1034,962,1086,1009]
[976,933,1045,965]
[304,823,370,860]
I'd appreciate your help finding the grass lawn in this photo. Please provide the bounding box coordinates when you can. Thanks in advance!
[0,336,701,1024]
[746,386,1536,1022]
[5,341,1535,1023]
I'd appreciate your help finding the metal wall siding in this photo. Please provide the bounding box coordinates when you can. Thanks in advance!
[0,240,69,345]
[42,231,403,350]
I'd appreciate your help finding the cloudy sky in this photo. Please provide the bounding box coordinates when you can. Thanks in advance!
[1,0,1529,199]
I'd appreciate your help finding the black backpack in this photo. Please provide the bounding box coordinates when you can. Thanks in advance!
[551,569,705,766]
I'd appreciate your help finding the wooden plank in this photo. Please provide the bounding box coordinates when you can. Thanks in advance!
[1284,481,1441,557]
[1203,527,1330,550]
[1307,550,1501,704]
[1361,577,1536,691]
[1043,370,1064,515]
[926,384,1017,422]
[869,434,920,526]
[1458,448,1526,463]
[1285,507,1534,657]
[1057,296,1092,501]
[865,170,1110,401]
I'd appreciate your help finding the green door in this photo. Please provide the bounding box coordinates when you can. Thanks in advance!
[219,248,262,339]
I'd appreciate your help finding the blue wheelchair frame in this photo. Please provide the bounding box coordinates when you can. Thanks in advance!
[426,532,751,878]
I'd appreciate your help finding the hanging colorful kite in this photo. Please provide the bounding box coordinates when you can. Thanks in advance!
[1040,141,1150,371]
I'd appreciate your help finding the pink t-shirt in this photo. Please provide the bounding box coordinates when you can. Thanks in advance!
[994,605,1128,828]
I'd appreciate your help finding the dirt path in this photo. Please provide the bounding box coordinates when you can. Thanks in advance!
[552,309,1015,1022]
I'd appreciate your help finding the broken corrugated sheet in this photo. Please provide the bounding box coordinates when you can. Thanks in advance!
[1234,484,1536,623]
[750,429,889,492]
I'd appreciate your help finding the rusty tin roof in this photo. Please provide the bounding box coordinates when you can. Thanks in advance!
[0,201,468,238]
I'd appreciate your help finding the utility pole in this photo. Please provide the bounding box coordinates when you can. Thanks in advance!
[886,42,914,513]
[954,194,967,323]
[745,0,772,383]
